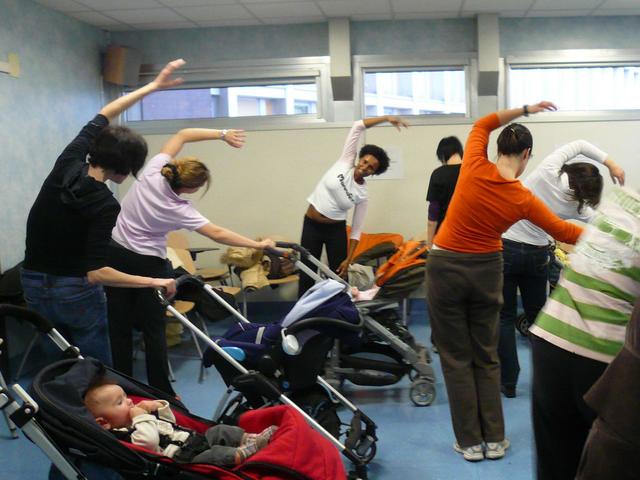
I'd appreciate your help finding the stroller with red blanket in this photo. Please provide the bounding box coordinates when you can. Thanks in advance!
[0,304,346,480]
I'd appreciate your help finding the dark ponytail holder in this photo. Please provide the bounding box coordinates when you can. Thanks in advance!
[163,163,182,189]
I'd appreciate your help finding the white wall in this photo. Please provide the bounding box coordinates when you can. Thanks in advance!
[127,118,639,300]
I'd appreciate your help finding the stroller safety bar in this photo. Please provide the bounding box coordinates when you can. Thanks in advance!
[285,316,364,335]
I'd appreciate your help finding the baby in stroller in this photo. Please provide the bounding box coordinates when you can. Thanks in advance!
[84,379,277,467]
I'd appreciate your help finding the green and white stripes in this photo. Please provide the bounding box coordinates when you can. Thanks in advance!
[531,187,640,364]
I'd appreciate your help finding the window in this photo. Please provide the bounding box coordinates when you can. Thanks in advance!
[124,56,331,130]
[362,68,467,117]
[505,50,640,115]
[508,65,640,111]
[125,82,319,122]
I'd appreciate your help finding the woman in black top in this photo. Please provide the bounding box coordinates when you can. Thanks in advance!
[21,59,184,365]
[425,136,463,248]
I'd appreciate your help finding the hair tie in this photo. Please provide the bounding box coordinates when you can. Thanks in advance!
[163,163,181,189]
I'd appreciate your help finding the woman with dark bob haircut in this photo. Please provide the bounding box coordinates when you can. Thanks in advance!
[498,141,625,400]
[425,102,585,463]
[21,59,185,366]
[298,115,408,297]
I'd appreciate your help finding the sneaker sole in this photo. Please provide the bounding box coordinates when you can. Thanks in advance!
[453,444,484,462]
[485,440,510,460]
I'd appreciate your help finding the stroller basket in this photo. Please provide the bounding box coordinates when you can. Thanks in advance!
[278,242,437,407]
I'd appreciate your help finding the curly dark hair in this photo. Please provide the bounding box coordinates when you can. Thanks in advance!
[359,144,390,175]
[88,126,148,177]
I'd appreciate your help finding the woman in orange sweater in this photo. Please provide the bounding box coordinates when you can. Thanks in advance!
[426,102,583,462]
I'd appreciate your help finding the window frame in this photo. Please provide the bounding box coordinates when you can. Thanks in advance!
[353,54,478,125]
[123,56,333,134]
[504,49,640,122]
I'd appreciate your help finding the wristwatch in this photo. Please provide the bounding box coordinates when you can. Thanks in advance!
[221,129,228,139]
[523,105,529,117]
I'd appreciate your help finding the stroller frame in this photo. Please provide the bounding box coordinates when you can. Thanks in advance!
[279,242,437,406]
[157,275,376,480]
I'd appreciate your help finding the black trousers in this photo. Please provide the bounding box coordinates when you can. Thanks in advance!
[105,243,175,396]
[298,215,347,298]
[531,335,607,480]
[498,239,550,389]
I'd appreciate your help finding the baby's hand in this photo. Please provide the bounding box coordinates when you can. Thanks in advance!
[129,406,147,420]
[136,400,162,413]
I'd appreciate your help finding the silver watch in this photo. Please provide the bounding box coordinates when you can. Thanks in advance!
[221,129,228,139]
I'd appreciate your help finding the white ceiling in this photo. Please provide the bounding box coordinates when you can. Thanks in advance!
[34,0,640,31]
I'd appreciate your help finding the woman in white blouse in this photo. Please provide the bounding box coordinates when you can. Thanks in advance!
[298,115,408,296]
[498,139,625,398]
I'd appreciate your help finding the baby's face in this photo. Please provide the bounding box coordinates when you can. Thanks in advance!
[93,384,134,429]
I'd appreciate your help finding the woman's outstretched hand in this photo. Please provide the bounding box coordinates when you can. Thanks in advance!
[605,158,626,186]
[528,101,557,114]
[387,115,410,131]
[149,59,186,90]
[223,129,246,149]
[258,238,276,250]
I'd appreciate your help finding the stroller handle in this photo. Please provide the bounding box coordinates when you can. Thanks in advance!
[285,315,365,335]
[271,242,310,258]
[155,274,205,306]
[0,304,53,334]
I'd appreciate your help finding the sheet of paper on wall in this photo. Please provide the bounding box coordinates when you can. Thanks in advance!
[371,145,404,180]
[0,53,20,77]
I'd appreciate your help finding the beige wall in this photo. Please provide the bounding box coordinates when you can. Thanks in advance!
[123,119,640,300]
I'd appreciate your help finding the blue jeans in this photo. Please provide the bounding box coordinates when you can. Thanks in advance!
[21,269,112,366]
[498,240,550,389]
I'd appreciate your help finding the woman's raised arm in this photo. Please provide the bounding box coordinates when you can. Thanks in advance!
[161,128,246,158]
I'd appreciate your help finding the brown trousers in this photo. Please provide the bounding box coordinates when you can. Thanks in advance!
[426,249,505,447]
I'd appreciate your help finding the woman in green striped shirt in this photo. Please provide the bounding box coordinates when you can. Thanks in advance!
[529,187,640,480]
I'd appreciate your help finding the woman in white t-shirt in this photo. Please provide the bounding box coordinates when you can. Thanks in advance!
[299,115,408,297]
[498,140,625,398]
[106,128,274,396]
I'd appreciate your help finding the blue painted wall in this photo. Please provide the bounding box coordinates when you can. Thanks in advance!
[0,0,106,271]
[111,23,329,64]
[500,16,640,54]
[352,19,476,55]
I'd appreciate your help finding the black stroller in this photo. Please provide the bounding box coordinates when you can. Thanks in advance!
[0,304,347,480]
[157,275,377,480]
[276,242,437,407]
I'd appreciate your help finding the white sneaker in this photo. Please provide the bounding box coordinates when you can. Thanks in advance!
[485,439,510,460]
[453,442,484,462]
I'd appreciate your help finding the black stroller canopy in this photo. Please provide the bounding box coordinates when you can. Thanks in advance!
[29,357,196,478]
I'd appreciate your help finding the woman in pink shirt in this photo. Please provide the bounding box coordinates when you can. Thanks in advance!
[106,128,274,396]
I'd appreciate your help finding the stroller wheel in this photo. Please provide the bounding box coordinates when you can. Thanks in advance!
[410,379,436,407]
[355,441,377,464]
[516,313,531,337]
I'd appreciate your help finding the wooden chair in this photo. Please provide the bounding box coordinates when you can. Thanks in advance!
[167,231,230,285]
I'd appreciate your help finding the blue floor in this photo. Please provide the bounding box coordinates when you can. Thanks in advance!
[1,300,535,479]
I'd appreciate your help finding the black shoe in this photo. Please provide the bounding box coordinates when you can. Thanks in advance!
[501,385,516,398]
